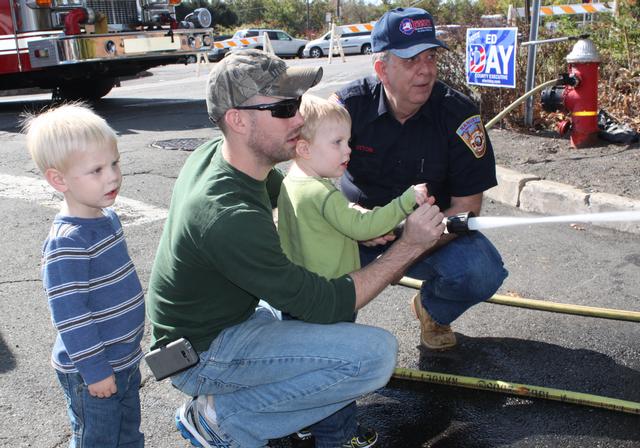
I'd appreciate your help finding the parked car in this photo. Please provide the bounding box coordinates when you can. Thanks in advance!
[207,34,233,62]
[303,30,372,58]
[229,29,308,58]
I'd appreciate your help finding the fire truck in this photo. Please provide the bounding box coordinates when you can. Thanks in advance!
[0,0,212,100]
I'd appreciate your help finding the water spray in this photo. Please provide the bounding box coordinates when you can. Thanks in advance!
[444,211,640,234]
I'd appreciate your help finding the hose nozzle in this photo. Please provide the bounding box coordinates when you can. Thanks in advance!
[445,211,476,235]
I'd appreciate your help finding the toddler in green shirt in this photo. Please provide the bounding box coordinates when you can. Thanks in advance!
[277,95,429,280]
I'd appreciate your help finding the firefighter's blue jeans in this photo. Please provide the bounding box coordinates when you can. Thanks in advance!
[360,231,508,325]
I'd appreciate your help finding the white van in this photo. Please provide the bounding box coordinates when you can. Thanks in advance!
[302,30,372,58]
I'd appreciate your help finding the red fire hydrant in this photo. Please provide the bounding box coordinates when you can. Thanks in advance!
[541,38,601,148]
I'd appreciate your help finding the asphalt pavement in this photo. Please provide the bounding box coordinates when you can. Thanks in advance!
[1,57,638,447]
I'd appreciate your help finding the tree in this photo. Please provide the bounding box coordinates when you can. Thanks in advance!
[226,0,267,24]
[308,0,333,34]
[340,0,381,24]
[263,0,308,33]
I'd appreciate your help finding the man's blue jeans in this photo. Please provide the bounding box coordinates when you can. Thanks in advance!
[360,231,508,325]
[281,306,358,445]
[56,365,144,448]
[170,307,398,447]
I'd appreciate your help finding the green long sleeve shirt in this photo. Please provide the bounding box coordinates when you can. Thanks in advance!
[147,139,356,352]
[277,175,416,279]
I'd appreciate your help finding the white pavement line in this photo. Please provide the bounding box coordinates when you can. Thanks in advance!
[115,75,344,95]
[116,76,206,93]
[0,173,167,227]
[308,80,351,92]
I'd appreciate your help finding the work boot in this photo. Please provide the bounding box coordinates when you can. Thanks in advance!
[410,293,457,350]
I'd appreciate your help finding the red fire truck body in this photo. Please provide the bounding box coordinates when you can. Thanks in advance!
[0,0,211,99]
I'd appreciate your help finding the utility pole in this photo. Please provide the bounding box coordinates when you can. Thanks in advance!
[524,0,541,127]
[336,0,340,20]
[306,0,310,31]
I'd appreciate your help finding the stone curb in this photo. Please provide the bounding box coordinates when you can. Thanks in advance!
[486,166,640,235]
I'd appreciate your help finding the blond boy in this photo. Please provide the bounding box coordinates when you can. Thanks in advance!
[24,104,145,447]
[277,95,428,280]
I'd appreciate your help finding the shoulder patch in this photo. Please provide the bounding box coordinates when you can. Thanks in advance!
[456,115,487,158]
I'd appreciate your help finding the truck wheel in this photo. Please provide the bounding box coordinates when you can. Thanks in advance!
[309,47,323,58]
[56,78,116,101]
[361,43,372,55]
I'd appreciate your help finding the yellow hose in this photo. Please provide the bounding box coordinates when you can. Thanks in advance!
[484,77,561,130]
[397,277,640,322]
[392,367,640,415]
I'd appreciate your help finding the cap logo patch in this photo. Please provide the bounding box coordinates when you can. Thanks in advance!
[399,17,434,35]
[456,115,487,158]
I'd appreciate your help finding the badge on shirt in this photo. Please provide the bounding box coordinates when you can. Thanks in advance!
[456,115,487,158]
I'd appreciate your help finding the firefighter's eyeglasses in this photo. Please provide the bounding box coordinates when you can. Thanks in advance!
[234,97,301,119]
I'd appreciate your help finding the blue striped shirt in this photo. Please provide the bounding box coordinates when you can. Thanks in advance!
[41,209,145,385]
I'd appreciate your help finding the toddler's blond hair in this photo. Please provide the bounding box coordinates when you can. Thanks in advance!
[299,95,351,142]
[23,103,117,173]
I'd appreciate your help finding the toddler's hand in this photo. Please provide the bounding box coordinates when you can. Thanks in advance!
[360,231,396,247]
[413,183,429,206]
[88,374,117,398]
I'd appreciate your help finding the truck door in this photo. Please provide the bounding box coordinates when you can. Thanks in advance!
[0,0,22,74]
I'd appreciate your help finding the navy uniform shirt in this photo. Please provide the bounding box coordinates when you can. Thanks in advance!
[335,76,497,211]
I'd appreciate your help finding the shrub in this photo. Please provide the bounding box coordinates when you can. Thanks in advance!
[437,14,640,132]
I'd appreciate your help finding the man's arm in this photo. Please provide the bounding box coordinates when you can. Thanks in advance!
[350,201,445,310]
[447,192,483,217]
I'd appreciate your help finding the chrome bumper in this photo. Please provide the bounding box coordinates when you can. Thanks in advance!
[28,29,212,68]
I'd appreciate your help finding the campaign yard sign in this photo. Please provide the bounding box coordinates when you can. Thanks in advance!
[466,27,517,88]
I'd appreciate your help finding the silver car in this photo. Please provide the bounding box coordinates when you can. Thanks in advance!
[303,31,372,58]
[229,29,308,58]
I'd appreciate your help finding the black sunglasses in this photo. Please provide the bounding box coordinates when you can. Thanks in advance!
[234,97,302,119]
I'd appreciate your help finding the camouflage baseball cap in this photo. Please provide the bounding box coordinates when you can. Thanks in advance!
[206,49,323,123]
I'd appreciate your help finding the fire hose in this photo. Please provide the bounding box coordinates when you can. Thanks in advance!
[392,368,640,415]
[393,275,640,414]
[484,77,561,130]
[390,211,640,414]
[398,276,640,322]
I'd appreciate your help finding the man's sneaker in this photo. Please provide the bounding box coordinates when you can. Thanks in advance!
[410,293,457,350]
[175,396,233,448]
[290,428,313,441]
[341,425,378,448]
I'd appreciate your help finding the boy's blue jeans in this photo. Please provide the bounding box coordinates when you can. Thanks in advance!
[56,364,144,448]
[360,231,508,325]
[170,307,398,448]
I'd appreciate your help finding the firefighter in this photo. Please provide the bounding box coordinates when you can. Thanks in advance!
[333,7,509,350]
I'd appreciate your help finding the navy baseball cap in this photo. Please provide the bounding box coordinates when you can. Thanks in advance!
[372,7,449,58]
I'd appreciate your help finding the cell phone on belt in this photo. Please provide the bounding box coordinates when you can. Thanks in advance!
[144,338,199,381]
